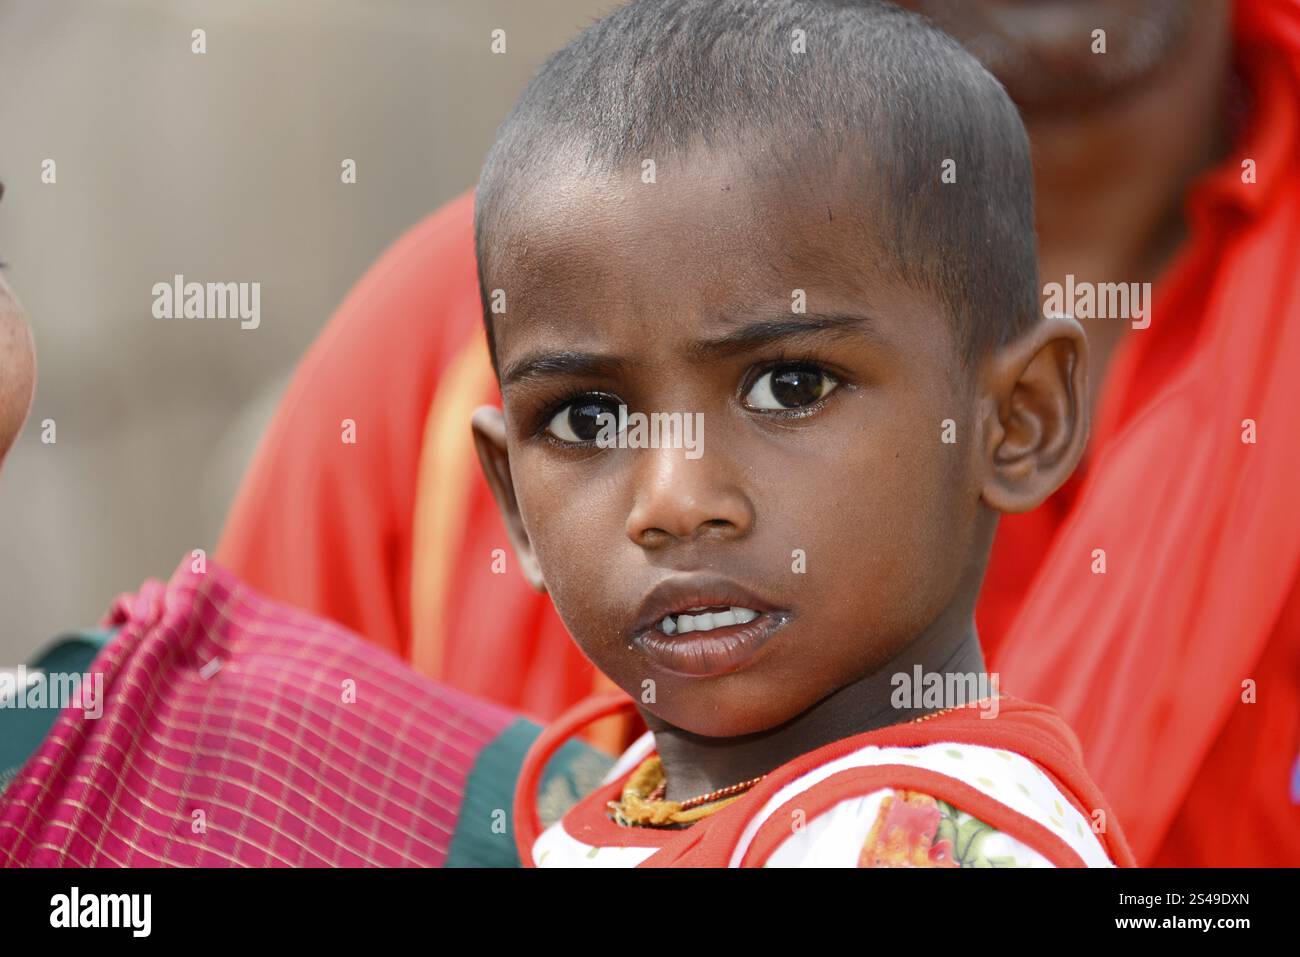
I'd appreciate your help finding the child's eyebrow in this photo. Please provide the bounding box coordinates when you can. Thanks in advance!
[501,312,883,387]
[501,350,628,388]
[686,311,881,360]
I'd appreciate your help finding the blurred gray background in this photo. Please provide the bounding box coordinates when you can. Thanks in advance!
[0,0,611,663]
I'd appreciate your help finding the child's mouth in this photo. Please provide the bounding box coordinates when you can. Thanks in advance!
[629,577,792,678]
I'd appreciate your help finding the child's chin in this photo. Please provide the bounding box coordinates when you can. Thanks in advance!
[644,695,806,740]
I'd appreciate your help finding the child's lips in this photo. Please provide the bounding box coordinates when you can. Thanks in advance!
[633,609,792,677]
[628,574,791,677]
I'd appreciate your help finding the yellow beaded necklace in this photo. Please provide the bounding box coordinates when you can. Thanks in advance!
[608,696,1002,828]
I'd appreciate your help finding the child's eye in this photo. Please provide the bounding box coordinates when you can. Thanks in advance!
[545,394,622,443]
[743,364,839,411]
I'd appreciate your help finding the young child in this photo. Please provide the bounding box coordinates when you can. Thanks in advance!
[470,0,1134,867]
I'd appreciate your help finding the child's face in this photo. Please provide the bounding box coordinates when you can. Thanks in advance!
[482,147,991,738]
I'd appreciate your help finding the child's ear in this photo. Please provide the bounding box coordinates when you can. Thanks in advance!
[978,314,1089,514]
[470,405,547,592]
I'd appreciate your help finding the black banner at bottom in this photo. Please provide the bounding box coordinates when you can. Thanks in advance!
[0,865,1279,942]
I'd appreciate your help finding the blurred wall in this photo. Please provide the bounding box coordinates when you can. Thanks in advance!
[0,0,612,662]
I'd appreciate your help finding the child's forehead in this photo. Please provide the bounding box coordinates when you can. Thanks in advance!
[488,159,958,387]
[493,146,893,320]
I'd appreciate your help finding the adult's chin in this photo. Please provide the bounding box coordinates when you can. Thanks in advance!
[890,0,1201,113]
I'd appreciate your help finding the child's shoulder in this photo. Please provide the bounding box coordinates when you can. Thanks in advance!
[733,736,1116,868]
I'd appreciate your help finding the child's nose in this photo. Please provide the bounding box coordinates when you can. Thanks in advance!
[624,446,753,548]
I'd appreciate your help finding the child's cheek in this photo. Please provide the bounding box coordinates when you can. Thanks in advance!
[521,483,630,658]
[841,406,967,620]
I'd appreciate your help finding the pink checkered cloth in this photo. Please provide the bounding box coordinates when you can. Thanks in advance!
[0,558,516,866]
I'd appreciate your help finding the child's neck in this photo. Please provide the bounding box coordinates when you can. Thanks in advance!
[639,620,986,804]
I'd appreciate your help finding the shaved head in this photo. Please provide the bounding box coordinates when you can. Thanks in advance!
[475,0,1039,368]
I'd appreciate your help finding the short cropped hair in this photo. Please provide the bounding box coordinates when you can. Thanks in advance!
[475,0,1039,367]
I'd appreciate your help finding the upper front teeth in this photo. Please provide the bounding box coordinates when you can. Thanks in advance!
[658,607,759,635]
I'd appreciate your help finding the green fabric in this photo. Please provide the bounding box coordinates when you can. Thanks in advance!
[0,629,113,796]
[445,716,616,867]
